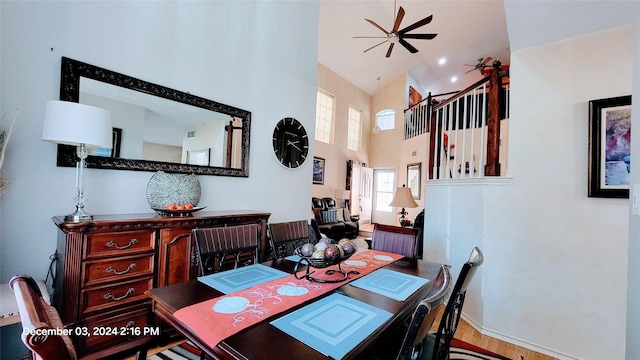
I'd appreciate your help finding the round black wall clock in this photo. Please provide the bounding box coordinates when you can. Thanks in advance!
[272,117,309,168]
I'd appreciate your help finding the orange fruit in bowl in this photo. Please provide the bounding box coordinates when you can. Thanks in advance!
[184,203,194,210]
[166,203,177,210]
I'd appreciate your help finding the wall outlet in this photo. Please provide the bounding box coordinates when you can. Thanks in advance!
[633,184,640,216]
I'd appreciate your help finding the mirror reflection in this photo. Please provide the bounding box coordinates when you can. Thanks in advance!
[57,57,251,177]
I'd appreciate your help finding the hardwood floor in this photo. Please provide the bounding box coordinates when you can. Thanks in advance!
[442,314,557,360]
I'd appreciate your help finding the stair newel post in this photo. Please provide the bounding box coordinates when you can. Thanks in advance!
[484,60,503,176]
[427,92,438,180]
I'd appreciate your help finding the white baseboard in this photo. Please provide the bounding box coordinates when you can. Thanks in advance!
[460,313,579,360]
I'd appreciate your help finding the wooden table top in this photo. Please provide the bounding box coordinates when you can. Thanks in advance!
[146,257,443,360]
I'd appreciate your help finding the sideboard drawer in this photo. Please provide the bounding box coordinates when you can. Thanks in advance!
[81,277,153,316]
[82,254,155,287]
[73,305,152,356]
[85,230,156,259]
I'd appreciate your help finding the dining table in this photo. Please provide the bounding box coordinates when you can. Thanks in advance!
[145,250,444,360]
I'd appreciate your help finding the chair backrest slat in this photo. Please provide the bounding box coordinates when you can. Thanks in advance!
[371,223,418,259]
[268,220,316,259]
[193,224,259,275]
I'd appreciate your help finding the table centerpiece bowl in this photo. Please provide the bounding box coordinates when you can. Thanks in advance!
[293,245,359,283]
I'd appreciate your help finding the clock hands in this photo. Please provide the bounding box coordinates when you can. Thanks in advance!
[287,140,302,152]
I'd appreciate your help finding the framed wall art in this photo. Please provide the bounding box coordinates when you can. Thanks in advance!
[313,157,325,185]
[407,162,421,199]
[588,95,632,198]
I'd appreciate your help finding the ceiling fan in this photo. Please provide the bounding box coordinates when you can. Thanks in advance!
[464,57,493,73]
[353,1,438,58]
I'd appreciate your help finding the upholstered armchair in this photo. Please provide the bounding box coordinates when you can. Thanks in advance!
[311,197,359,239]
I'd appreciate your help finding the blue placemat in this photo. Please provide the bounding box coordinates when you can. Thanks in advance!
[197,264,289,294]
[270,293,392,359]
[348,268,429,301]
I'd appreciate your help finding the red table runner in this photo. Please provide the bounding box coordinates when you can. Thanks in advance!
[173,250,403,348]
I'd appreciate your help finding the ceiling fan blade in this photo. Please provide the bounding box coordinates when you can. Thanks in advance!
[364,39,389,53]
[392,6,405,32]
[401,33,438,40]
[365,19,389,35]
[399,38,419,53]
[386,43,395,58]
[465,68,477,73]
[481,57,493,65]
[398,15,433,34]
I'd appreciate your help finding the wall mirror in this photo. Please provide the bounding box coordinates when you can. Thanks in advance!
[57,57,251,177]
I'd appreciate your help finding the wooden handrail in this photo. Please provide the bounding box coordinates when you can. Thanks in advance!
[427,61,506,178]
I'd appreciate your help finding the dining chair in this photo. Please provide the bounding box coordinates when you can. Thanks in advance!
[370,264,452,360]
[396,264,453,360]
[427,247,484,360]
[371,223,419,258]
[268,220,316,259]
[193,224,259,275]
[10,274,149,360]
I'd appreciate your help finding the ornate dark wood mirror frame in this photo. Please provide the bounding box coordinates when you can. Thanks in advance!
[57,57,251,177]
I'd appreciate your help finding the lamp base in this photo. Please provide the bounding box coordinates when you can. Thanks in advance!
[64,209,93,222]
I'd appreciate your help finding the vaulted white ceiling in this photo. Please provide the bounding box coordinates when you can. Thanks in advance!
[318,0,511,96]
[318,0,639,98]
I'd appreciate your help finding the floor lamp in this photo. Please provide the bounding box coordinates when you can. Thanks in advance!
[42,100,112,222]
[389,184,418,227]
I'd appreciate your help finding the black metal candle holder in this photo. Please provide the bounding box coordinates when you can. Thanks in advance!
[293,248,359,283]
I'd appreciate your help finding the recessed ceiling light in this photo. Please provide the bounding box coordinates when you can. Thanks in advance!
[438,57,447,65]
[450,76,458,83]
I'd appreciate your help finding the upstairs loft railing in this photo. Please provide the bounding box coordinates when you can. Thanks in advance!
[403,61,510,179]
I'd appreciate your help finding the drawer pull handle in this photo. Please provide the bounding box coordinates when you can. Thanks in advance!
[105,263,137,275]
[106,238,138,250]
[103,288,135,301]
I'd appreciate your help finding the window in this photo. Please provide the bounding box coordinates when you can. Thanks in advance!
[375,109,395,131]
[347,106,361,151]
[315,89,334,143]
[375,170,395,212]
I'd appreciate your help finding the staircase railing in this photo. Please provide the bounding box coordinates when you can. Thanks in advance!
[403,61,509,179]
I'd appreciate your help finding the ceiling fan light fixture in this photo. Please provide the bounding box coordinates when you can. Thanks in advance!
[355,3,438,58]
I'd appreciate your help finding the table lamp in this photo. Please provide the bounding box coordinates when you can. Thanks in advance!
[335,189,351,208]
[389,184,418,226]
[42,100,111,222]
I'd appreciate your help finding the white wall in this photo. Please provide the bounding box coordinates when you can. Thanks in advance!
[426,26,633,359]
[0,1,319,282]
[626,10,640,360]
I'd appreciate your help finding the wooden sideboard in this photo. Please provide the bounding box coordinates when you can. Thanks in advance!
[52,210,270,357]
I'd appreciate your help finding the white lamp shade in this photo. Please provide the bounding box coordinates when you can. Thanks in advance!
[42,100,112,148]
[335,190,351,200]
[389,186,418,208]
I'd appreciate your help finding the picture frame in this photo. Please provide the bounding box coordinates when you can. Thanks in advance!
[313,157,325,185]
[187,148,211,166]
[407,162,421,199]
[588,95,632,198]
